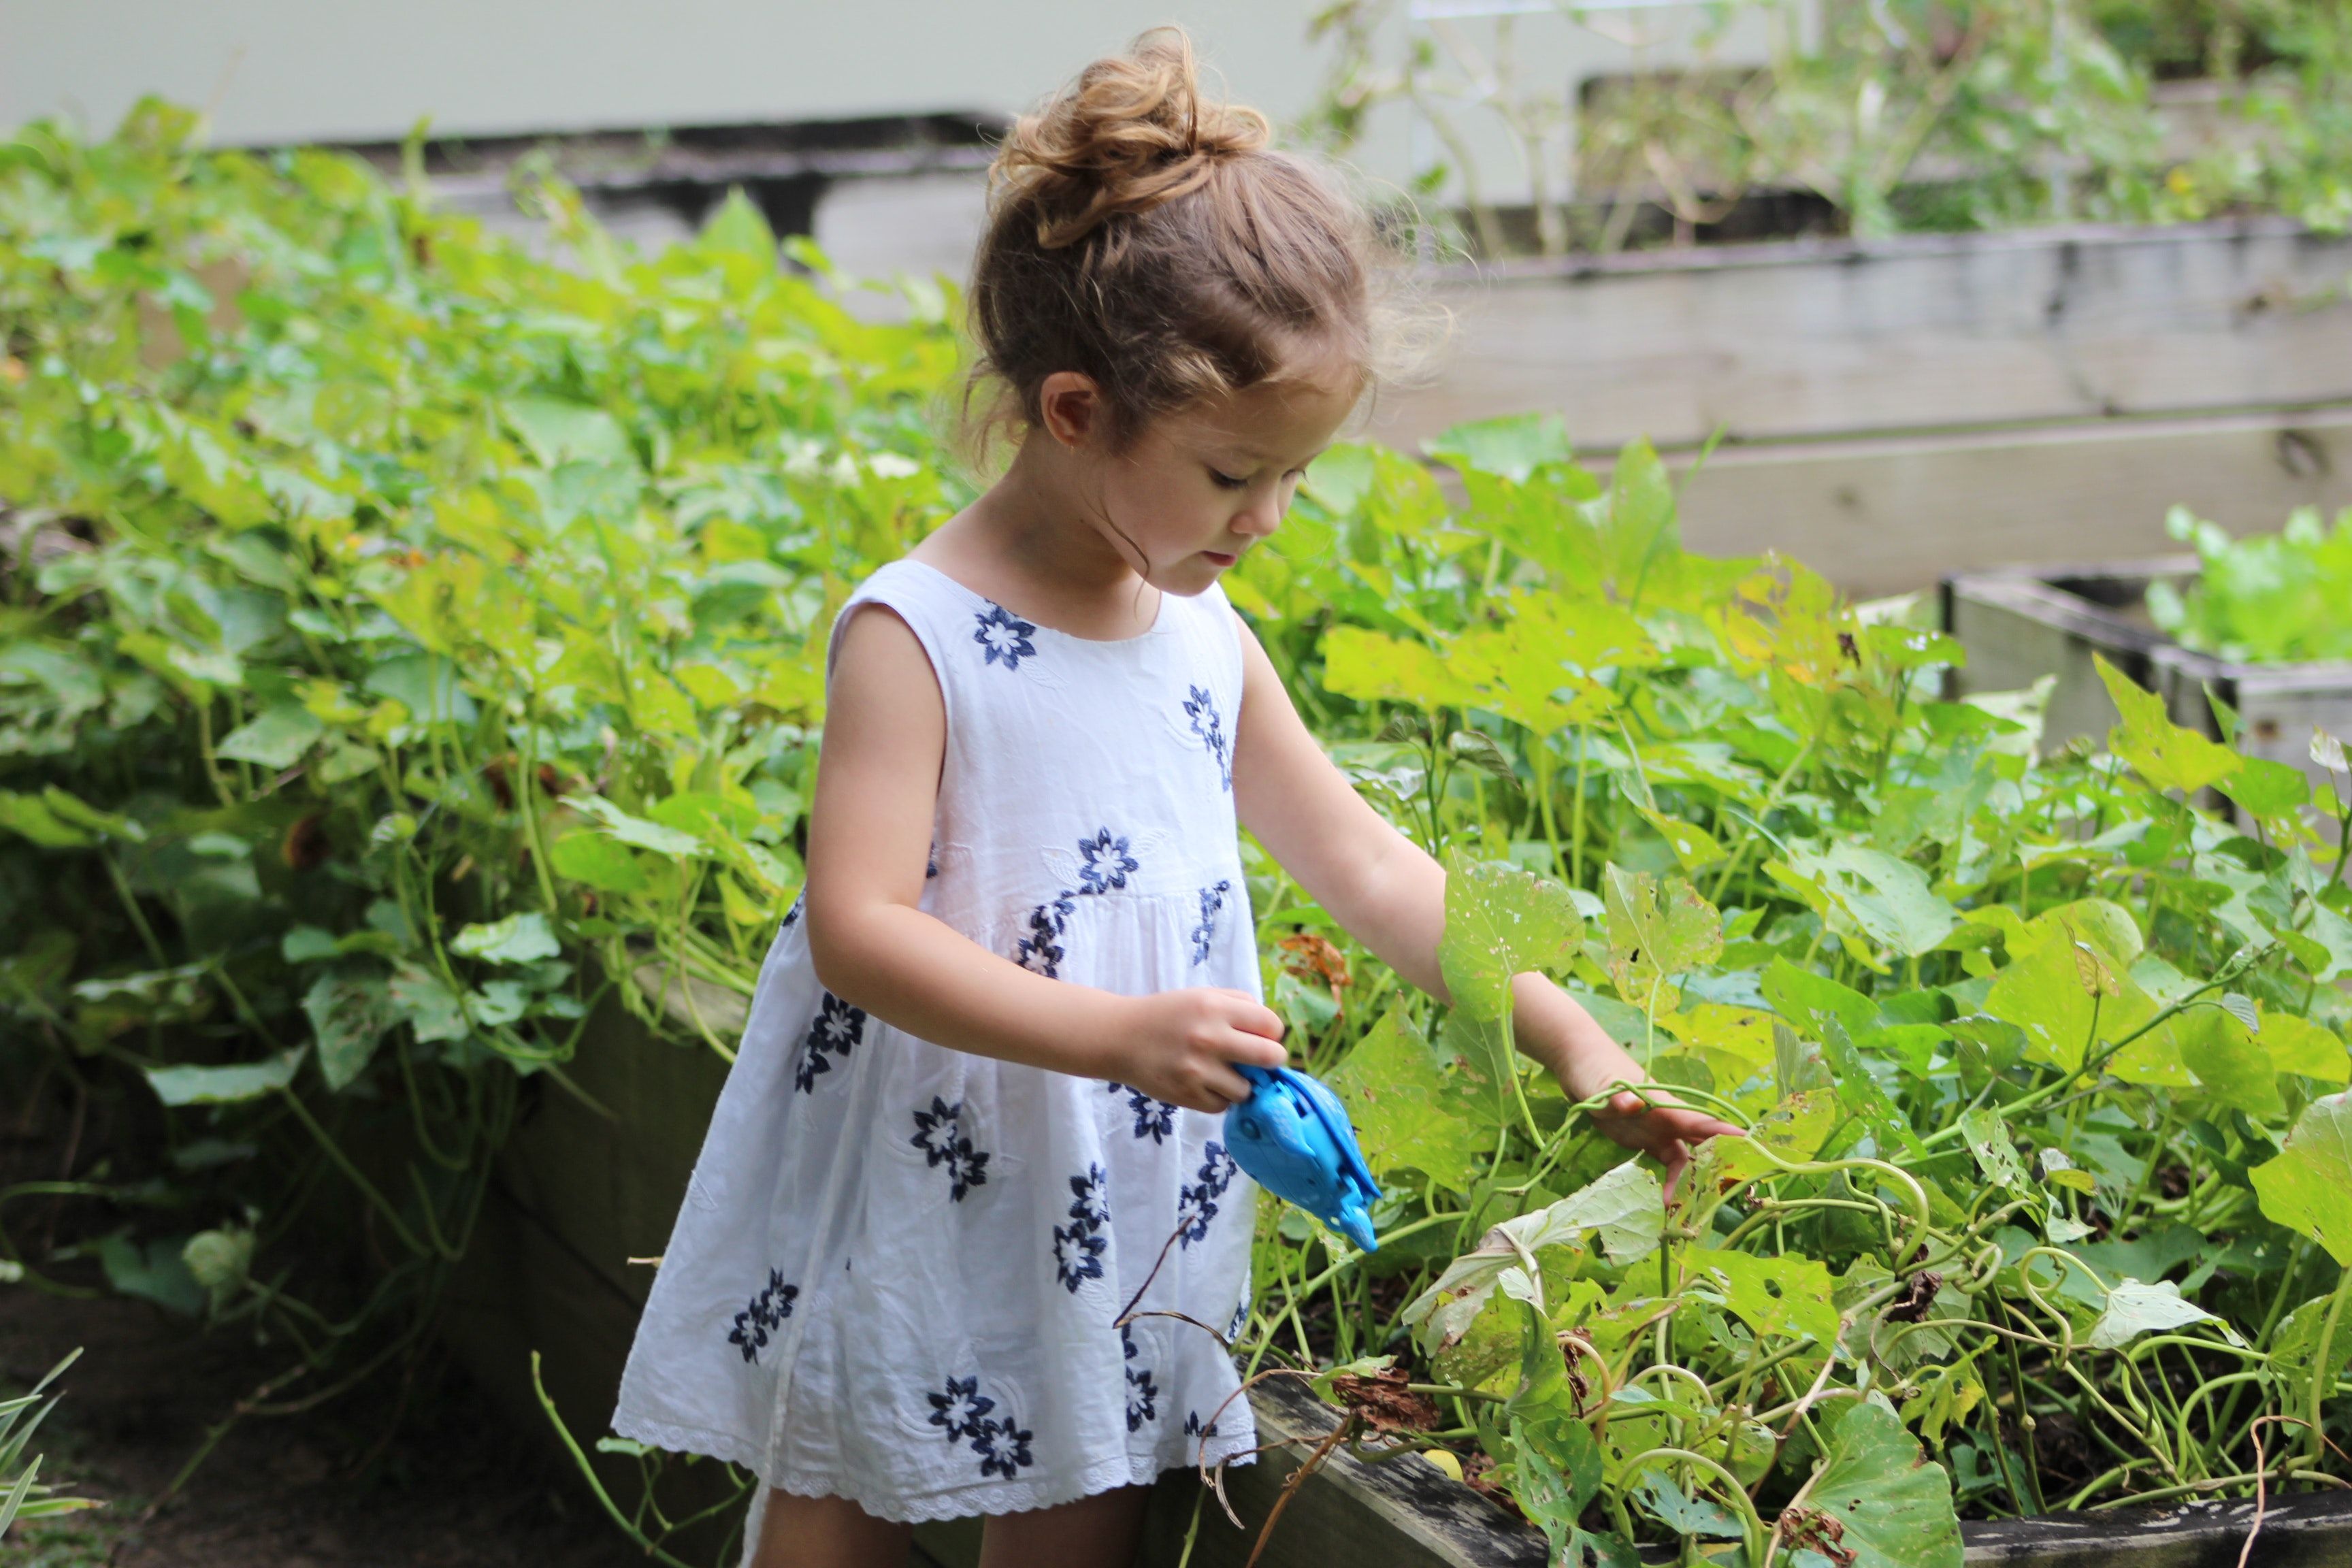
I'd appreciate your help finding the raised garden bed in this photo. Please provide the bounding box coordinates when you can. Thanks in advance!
[463,993,2352,1568]
[1941,556,2352,802]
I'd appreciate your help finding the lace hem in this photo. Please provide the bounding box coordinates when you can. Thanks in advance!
[763,1435,1260,1525]
[608,1406,1259,1527]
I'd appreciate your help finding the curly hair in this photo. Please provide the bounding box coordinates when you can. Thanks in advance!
[964,27,1393,453]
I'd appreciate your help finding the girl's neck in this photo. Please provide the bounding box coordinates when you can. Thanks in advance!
[910,437,1162,641]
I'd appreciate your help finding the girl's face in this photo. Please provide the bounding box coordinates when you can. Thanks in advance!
[1043,368,1360,596]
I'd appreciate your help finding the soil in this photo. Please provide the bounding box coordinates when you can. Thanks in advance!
[0,1284,649,1567]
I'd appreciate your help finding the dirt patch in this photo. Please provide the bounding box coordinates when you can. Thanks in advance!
[1,1285,649,1567]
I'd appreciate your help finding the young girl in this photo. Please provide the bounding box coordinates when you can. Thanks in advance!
[612,30,1733,1568]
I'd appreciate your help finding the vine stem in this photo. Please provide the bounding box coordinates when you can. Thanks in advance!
[2309,1262,2352,1473]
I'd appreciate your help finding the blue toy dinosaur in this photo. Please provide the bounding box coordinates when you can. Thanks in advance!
[1224,1064,1382,1252]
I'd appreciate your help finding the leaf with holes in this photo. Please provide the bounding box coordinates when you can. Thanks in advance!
[2251,1092,2352,1264]
[1783,1399,1962,1568]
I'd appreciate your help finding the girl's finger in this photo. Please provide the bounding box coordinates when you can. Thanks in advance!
[1203,1062,1257,1105]
[1238,1003,1286,1041]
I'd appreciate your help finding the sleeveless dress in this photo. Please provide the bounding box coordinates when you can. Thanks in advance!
[610,557,1261,1535]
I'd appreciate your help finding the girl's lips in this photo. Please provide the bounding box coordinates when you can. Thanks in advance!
[1203,551,1237,567]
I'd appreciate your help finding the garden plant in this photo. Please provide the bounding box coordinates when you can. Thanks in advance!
[2150,502,2352,664]
[5,105,2352,1568]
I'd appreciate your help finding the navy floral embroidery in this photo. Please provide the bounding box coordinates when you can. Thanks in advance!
[1051,1163,1110,1292]
[1183,1409,1222,1441]
[1014,891,1075,979]
[1189,879,1231,966]
[973,605,1037,671]
[725,1270,798,1364]
[794,992,866,1093]
[928,1375,1035,1480]
[1105,1081,1177,1143]
[1075,828,1139,895]
[1183,685,1232,789]
[781,889,806,929]
[1177,1141,1238,1247]
[1123,1324,1159,1432]
[911,1097,991,1200]
[926,842,939,879]
[1226,1288,1254,1341]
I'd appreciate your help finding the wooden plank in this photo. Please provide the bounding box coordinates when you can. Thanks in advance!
[1668,404,2352,598]
[1369,219,2352,453]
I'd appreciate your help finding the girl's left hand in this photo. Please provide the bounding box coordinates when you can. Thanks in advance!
[1582,1086,1744,1199]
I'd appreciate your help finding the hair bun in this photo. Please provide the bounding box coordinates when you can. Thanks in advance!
[992,28,1271,250]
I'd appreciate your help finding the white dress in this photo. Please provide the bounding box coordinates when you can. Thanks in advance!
[611,558,1260,1534]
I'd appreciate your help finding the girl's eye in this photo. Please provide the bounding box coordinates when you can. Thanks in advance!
[1209,468,1249,491]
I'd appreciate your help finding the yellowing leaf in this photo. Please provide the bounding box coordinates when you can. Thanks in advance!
[2094,653,2240,795]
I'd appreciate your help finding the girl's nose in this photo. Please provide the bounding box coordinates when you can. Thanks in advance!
[1233,493,1284,539]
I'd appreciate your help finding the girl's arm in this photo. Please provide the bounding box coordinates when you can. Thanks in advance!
[1227,612,1737,1183]
[800,604,1286,1113]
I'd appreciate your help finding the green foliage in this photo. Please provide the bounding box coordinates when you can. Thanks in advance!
[7,106,2352,1564]
[1305,0,2352,253]
[0,1350,99,1539]
[0,102,961,1435]
[1238,413,2352,1554]
[2149,504,2352,663]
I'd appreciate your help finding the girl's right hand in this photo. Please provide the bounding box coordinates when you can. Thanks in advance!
[1114,988,1288,1113]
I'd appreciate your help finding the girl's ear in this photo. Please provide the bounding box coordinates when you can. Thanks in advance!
[1036,372,1105,451]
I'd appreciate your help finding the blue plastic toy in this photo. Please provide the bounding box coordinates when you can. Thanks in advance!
[1224,1064,1382,1252]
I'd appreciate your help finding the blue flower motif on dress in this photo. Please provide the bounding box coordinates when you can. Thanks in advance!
[1189,880,1232,966]
[1122,1324,1159,1433]
[1184,684,1232,790]
[973,1416,1036,1479]
[928,1375,1034,1480]
[1105,1081,1177,1143]
[1013,891,1075,979]
[1177,1141,1238,1248]
[725,1269,798,1364]
[1075,829,1139,896]
[973,605,1038,671]
[794,992,866,1093]
[1051,1162,1111,1293]
[1226,1287,1254,1341]
[1183,1409,1222,1441]
[781,889,806,929]
[911,1097,991,1200]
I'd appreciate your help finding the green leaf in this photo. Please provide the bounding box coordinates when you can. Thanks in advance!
[1320,625,1474,710]
[1786,1399,1962,1568]
[1402,1162,1664,1348]
[2085,1279,2219,1350]
[1690,1247,1841,1350]
[449,911,561,964]
[304,971,396,1090]
[1424,412,1573,484]
[1958,1108,2029,1191]
[1776,843,1958,960]
[572,794,705,858]
[2251,1092,2352,1264]
[2094,654,2240,795]
[388,962,469,1044]
[0,789,95,848]
[1603,864,1721,1005]
[144,1046,306,1106]
[504,395,634,468]
[213,701,324,768]
[97,1231,205,1316]
[1440,850,1581,1021]
[1326,1007,1483,1190]
[550,832,653,893]
[699,187,779,265]
[2174,1004,2285,1117]
[2223,756,2315,820]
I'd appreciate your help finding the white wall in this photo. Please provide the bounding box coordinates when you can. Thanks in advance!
[1,0,1782,207]
[0,1,1330,147]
